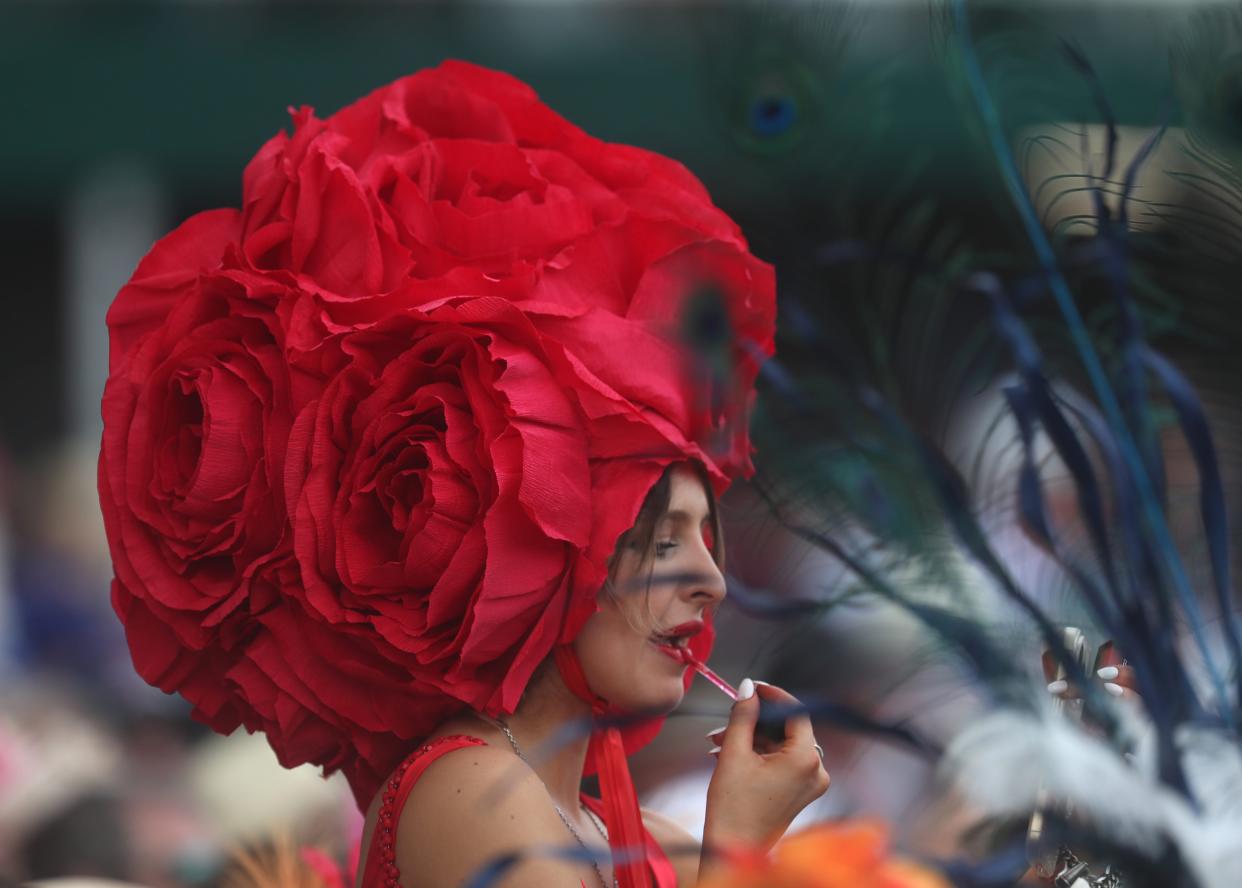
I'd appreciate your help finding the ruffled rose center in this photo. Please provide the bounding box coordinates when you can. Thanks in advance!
[340,393,481,596]
[329,333,495,608]
[142,346,273,566]
[161,375,204,500]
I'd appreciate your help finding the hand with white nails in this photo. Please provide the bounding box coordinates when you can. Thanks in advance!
[701,678,830,857]
[1044,641,1139,705]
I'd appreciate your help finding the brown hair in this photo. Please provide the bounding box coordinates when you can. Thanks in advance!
[606,461,725,605]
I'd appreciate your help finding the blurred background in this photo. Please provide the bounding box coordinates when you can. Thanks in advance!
[2,0,1239,884]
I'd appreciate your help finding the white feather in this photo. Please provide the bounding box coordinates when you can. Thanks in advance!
[942,707,1242,888]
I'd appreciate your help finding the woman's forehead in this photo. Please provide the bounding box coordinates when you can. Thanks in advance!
[664,466,711,517]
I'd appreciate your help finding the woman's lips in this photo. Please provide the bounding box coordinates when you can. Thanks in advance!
[650,638,688,663]
[649,619,704,665]
[664,620,705,639]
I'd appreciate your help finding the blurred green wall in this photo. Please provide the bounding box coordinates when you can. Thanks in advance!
[2,1,1183,212]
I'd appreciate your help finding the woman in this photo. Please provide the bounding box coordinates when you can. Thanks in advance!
[355,463,830,887]
[98,60,817,888]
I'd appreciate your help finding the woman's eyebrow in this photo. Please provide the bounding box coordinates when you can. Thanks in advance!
[663,508,710,525]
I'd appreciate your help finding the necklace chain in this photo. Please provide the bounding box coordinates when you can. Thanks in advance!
[494,718,615,888]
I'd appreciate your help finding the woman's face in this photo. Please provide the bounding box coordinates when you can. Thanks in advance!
[572,465,727,714]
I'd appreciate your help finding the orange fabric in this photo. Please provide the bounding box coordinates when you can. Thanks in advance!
[695,821,951,888]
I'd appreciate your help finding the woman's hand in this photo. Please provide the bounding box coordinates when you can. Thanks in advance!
[702,680,830,854]
[1044,640,1140,707]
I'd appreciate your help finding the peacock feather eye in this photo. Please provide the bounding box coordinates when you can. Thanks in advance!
[679,286,737,427]
[749,93,800,139]
[680,286,734,356]
[730,64,819,155]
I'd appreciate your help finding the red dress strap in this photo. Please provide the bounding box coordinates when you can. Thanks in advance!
[581,795,679,888]
[360,735,488,888]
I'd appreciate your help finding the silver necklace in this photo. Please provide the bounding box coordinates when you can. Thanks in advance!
[581,803,610,842]
[493,718,615,888]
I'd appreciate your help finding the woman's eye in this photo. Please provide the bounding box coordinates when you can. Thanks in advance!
[654,540,678,557]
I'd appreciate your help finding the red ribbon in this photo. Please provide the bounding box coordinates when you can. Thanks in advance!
[553,644,654,888]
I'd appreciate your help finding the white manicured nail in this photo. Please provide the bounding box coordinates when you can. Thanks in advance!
[1105,682,1125,697]
[1097,666,1120,681]
[705,726,726,739]
[738,678,756,701]
[708,746,721,756]
[1047,680,1069,695]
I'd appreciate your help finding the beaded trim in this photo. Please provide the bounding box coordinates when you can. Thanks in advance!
[376,735,488,888]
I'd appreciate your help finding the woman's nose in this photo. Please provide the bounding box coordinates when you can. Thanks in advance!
[686,541,726,605]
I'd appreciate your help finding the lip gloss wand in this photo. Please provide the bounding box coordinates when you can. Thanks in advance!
[679,649,789,743]
[680,651,738,701]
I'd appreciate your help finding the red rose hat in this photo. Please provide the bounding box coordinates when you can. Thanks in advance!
[99,61,775,826]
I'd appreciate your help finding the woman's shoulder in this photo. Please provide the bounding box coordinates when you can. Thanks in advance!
[403,738,537,804]
[392,742,590,886]
[397,737,548,828]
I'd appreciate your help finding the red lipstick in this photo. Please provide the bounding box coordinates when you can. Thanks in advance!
[663,620,705,639]
[650,621,707,665]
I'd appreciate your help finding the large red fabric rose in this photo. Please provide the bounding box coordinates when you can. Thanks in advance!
[101,213,293,666]
[100,61,775,810]
[239,61,741,303]
[285,297,591,705]
[238,60,774,482]
[100,214,317,750]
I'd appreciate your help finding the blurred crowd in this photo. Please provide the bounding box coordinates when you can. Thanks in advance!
[0,441,361,886]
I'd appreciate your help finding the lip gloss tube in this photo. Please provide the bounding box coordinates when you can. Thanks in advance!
[686,656,738,701]
[681,650,786,742]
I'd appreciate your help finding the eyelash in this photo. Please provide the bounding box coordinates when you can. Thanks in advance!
[654,540,678,557]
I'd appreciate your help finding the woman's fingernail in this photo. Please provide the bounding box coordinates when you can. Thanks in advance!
[708,746,722,756]
[705,726,726,739]
[1047,680,1069,695]
[1097,666,1120,681]
[738,678,756,701]
[1105,682,1125,697]
[1094,640,1116,671]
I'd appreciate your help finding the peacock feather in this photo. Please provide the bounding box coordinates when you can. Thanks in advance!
[678,2,1242,886]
